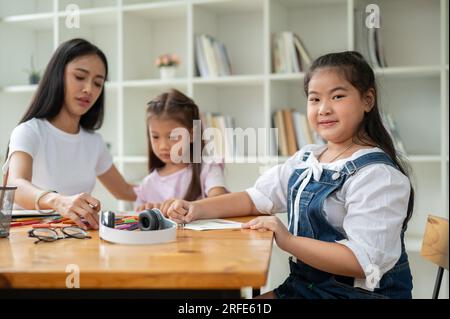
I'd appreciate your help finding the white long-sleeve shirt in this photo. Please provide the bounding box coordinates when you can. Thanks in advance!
[246,144,411,291]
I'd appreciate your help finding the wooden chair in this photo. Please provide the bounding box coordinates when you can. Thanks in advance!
[421,215,449,299]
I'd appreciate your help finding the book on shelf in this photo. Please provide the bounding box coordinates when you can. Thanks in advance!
[292,111,315,148]
[195,34,232,78]
[195,36,209,77]
[282,109,298,155]
[273,109,319,156]
[381,112,406,155]
[283,32,299,73]
[375,26,387,68]
[364,11,387,68]
[292,33,312,67]
[200,112,238,159]
[273,110,289,156]
[272,31,312,74]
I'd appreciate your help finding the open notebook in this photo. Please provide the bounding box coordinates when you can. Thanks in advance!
[183,219,242,231]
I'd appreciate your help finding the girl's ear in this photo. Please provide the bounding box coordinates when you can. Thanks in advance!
[363,88,375,112]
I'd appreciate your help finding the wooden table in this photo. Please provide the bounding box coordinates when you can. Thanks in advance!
[0,217,273,298]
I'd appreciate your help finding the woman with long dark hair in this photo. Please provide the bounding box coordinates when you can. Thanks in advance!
[2,38,136,230]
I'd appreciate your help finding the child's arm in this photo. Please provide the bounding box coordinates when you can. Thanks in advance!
[202,163,229,198]
[156,187,227,216]
[167,191,261,224]
[243,216,365,278]
[286,236,365,278]
[207,186,228,197]
[168,157,297,223]
[98,165,137,201]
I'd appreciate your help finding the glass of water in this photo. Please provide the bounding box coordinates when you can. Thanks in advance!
[0,186,17,238]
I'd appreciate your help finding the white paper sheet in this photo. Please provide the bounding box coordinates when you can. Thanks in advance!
[183,219,242,231]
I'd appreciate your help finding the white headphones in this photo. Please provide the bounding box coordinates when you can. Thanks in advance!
[99,209,177,245]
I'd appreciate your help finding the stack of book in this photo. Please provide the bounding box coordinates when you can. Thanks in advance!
[272,31,312,73]
[273,109,324,156]
[367,26,387,68]
[200,112,237,159]
[195,34,232,77]
[362,9,388,68]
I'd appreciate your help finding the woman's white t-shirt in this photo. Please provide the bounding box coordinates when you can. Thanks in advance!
[2,118,113,196]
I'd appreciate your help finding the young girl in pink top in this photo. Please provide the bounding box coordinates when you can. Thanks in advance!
[134,89,228,214]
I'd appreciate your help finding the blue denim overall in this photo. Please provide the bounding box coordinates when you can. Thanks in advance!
[274,151,413,299]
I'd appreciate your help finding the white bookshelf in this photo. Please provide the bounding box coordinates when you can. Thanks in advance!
[0,0,448,299]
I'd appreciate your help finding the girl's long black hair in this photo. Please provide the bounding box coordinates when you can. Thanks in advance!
[304,51,414,230]
[19,38,108,130]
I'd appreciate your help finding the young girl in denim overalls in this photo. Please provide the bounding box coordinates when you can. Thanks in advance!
[166,51,414,299]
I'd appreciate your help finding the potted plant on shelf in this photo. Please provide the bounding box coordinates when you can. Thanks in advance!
[155,53,180,80]
[23,54,41,85]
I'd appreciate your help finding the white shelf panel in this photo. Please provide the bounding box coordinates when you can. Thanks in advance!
[273,0,347,7]
[57,6,118,17]
[58,0,117,11]
[193,0,263,12]
[123,79,188,89]
[104,82,119,89]
[1,82,119,93]
[0,85,38,93]
[0,0,54,18]
[121,156,147,163]
[270,73,305,81]
[57,7,118,26]
[193,74,264,86]
[123,1,187,19]
[1,12,54,30]
[374,66,442,78]
[407,155,443,163]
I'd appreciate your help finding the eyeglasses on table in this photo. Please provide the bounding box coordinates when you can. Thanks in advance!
[28,226,91,244]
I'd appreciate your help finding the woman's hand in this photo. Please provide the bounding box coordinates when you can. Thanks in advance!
[242,216,292,250]
[167,199,199,224]
[50,192,100,230]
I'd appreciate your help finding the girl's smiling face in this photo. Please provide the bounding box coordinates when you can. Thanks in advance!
[306,68,374,144]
